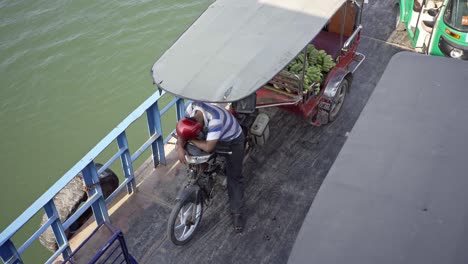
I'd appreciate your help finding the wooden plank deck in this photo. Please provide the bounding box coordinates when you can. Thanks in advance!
[66,1,415,263]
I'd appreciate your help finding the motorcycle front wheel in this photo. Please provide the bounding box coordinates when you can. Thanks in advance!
[167,194,203,245]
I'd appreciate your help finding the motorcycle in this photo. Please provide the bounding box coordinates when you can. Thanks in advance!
[167,94,270,245]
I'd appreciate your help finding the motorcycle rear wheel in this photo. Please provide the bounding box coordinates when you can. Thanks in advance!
[167,194,203,245]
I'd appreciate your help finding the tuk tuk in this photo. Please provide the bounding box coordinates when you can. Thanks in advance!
[151,0,365,126]
[396,0,468,59]
[150,0,366,245]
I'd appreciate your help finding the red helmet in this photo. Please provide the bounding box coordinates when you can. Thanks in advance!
[176,118,202,141]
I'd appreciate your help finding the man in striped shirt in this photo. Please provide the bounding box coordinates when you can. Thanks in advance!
[176,101,246,233]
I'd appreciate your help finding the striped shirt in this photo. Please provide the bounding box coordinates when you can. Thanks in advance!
[185,102,242,142]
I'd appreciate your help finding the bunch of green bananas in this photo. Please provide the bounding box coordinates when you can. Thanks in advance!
[304,66,322,90]
[284,44,337,94]
[320,53,336,72]
[307,46,320,66]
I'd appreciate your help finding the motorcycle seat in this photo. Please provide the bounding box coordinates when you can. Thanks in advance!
[186,143,212,157]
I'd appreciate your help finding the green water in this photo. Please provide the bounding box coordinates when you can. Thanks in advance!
[0,0,212,262]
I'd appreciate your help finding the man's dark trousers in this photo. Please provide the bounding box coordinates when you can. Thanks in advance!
[220,133,245,214]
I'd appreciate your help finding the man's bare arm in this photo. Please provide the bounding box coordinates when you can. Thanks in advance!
[189,138,218,153]
[176,137,186,149]
[176,138,187,163]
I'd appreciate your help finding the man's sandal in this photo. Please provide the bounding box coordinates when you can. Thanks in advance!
[232,213,245,233]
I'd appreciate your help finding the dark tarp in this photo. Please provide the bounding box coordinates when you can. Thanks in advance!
[288,52,468,264]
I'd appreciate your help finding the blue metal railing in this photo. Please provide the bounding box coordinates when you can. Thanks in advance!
[0,90,185,264]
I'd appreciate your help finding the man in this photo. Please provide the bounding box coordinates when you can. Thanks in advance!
[176,101,246,233]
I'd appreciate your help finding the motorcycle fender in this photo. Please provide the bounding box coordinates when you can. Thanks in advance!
[322,68,352,100]
[176,185,201,202]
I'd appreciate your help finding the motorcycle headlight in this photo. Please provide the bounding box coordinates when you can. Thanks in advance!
[450,48,464,59]
[185,155,212,164]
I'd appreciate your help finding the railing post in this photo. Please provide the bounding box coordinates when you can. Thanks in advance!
[176,97,185,121]
[0,240,22,264]
[81,162,110,225]
[43,201,72,259]
[117,132,136,194]
[146,102,166,167]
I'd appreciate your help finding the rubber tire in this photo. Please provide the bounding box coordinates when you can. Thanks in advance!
[39,164,119,252]
[167,194,203,246]
[96,163,119,198]
[328,79,348,122]
[38,176,86,252]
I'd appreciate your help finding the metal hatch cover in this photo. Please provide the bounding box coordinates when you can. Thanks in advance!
[287,52,468,264]
[151,0,346,102]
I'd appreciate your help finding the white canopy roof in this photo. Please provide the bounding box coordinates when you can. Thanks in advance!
[151,0,346,102]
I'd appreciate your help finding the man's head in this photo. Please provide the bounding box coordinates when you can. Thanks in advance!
[192,110,204,126]
[176,117,202,141]
[189,104,206,126]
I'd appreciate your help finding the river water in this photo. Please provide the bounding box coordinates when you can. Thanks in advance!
[0,0,212,261]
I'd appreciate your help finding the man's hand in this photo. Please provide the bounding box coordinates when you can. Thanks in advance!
[176,139,187,164]
[177,147,186,164]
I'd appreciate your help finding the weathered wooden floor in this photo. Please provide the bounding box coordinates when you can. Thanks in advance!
[69,1,416,263]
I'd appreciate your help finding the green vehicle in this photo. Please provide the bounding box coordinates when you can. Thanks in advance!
[396,0,468,59]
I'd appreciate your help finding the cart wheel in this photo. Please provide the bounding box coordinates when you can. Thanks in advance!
[167,194,203,245]
[328,79,348,122]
